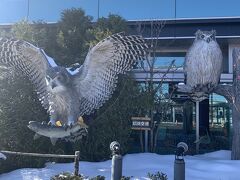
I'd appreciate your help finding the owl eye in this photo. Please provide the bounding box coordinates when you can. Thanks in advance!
[57,76,63,81]
[201,34,205,39]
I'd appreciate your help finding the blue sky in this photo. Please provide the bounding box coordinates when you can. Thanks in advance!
[0,0,240,23]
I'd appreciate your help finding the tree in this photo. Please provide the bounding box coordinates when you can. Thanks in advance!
[0,19,70,173]
[135,20,178,152]
[10,19,56,50]
[11,19,35,42]
[74,76,141,161]
[55,8,93,66]
[87,14,128,47]
[96,14,128,34]
[70,14,140,161]
[0,70,50,173]
[214,48,240,160]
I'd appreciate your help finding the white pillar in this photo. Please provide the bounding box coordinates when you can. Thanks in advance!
[173,107,176,123]
[144,130,148,152]
[196,101,200,154]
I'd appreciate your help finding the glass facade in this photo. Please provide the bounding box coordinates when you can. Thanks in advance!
[154,56,184,68]
[136,52,186,69]
[209,93,231,127]
[131,48,232,154]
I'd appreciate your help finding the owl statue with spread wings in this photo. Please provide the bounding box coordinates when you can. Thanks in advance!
[0,33,148,141]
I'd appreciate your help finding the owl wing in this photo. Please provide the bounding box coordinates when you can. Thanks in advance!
[73,33,148,115]
[0,38,55,110]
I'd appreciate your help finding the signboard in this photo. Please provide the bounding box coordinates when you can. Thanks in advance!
[131,117,151,130]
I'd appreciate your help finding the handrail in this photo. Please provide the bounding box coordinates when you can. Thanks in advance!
[1,150,80,176]
[1,150,76,159]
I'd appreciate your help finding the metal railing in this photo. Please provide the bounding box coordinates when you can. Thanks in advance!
[1,150,80,176]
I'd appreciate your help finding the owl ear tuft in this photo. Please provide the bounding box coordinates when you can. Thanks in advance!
[211,30,216,36]
[195,30,202,39]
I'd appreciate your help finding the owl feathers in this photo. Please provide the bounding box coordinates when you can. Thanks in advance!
[178,30,223,101]
[0,33,148,127]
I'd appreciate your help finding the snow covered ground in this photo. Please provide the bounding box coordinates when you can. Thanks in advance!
[0,150,239,180]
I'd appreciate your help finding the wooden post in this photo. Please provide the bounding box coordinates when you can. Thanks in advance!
[74,151,80,176]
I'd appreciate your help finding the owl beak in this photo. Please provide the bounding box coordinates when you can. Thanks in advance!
[51,81,58,89]
[206,38,210,43]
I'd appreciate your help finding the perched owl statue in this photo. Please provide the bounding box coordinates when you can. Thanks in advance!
[0,33,148,136]
[178,30,223,101]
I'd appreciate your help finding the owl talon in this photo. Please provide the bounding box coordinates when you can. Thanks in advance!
[47,121,55,126]
[63,124,69,131]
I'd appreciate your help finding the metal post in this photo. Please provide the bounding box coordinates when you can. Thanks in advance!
[74,151,80,176]
[111,154,122,180]
[27,0,30,20]
[174,142,188,180]
[144,129,148,152]
[97,0,100,19]
[196,101,200,154]
[174,159,185,180]
[110,141,122,180]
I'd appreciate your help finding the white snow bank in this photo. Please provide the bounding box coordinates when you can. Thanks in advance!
[66,67,81,75]
[0,152,6,160]
[42,50,81,75]
[0,150,239,180]
[41,50,58,68]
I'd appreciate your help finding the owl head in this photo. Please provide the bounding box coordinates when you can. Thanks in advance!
[195,30,216,43]
[50,67,72,90]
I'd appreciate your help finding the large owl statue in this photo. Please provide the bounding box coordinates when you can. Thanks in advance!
[0,33,148,133]
[178,30,223,101]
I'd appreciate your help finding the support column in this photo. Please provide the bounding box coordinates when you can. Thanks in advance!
[196,101,199,154]
[145,130,148,152]
[199,98,210,136]
[183,101,193,134]
[173,107,176,123]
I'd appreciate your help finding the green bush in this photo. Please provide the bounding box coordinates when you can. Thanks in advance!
[51,172,84,180]
[51,171,168,180]
[73,76,141,161]
[89,175,105,180]
[121,176,132,180]
[51,172,133,180]
[147,171,168,180]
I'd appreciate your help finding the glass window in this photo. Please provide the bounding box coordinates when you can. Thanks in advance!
[209,93,231,127]
[136,52,186,69]
[153,56,184,68]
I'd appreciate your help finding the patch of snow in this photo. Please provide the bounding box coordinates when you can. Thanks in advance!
[66,67,81,75]
[0,150,239,180]
[41,50,58,68]
[194,150,231,160]
[41,49,81,75]
[0,152,6,160]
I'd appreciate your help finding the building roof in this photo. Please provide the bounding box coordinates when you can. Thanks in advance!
[1,16,240,40]
[128,16,240,40]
